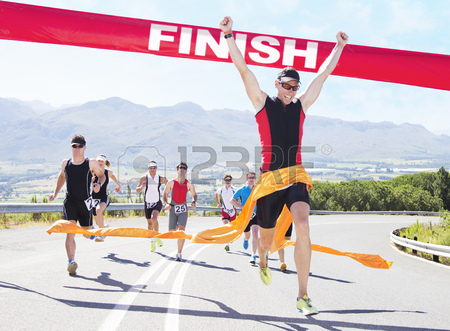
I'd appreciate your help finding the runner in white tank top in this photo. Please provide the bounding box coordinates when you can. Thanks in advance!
[136,161,167,252]
[215,174,236,251]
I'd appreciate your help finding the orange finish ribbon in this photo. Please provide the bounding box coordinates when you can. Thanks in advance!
[47,165,392,269]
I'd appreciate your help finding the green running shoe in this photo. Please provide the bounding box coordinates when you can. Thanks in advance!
[150,240,156,252]
[259,267,272,285]
[297,295,318,316]
[155,238,163,247]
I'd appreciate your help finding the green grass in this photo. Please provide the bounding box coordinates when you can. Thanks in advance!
[1,212,62,229]
[397,211,450,265]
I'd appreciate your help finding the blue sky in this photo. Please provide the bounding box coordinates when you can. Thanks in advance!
[1,0,449,134]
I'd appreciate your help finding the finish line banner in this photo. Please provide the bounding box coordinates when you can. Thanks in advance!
[1,1,449,91]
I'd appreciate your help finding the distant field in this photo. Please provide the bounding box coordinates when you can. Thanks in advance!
[0,159,445,204]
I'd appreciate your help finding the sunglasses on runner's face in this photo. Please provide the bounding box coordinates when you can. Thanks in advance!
[225,179,231,182]
[71,144,84,149]
[178,166,187,170]
[278,81,301,91]
[248,177,256,179]
[149,166,157,169]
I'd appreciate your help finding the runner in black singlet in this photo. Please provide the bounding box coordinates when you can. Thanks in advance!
[92,154,121,242]
[220,16,348,315]
[49,135,105,276]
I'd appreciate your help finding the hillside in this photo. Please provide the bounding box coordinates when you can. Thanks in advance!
[1,97,450,167]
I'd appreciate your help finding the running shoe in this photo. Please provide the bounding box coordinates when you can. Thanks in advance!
[250,255,257,265]
[155,238,163,247]
[280,263,287,272]
[89,225,95,240]
[150,240,156,252]
[297,295,319,316]
[224,244,230,252]
[243,240,249,250]
[67,261,78,276]
[95,224,108,242]
[259,266,272,285]
[176,253,182,261]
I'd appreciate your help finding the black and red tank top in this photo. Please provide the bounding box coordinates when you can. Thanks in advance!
[255,96,306,171]
[64,158,92,201]
[171,178,189,204]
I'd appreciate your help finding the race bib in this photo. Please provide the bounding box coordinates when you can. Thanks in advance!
[225,208,236,217]
[174,204,187,215]
[93,199,101,209]
[84,197,95,211]
[146,202,157,209]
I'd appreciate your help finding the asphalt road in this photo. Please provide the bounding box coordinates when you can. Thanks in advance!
[1,214,449,331]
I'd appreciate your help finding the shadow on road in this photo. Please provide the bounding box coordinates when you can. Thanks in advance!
[64,272,140,292]
[1,280,439,331]
[154,251,239,272]
[309,272,353,284]
[102,253,151,267]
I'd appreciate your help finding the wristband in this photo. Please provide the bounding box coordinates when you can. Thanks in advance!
[224,32,233,39]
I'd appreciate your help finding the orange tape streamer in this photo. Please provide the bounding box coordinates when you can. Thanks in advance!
[47,165,392,269]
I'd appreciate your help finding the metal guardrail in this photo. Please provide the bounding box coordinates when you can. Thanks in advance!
[308,210,440,216]
[0,203,441,215]
[0,203,222,213]
[2,203,447,259]
[390,231,450,258]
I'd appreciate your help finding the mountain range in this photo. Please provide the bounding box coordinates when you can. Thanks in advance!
[1,96,450,168]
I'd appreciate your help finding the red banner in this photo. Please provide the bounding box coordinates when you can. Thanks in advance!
[1,1,449,91]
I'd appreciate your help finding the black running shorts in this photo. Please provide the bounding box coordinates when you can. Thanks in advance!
[63,196,93,227]
[244,212,258,233]
[144,200,163,219]
[256,182,309,229]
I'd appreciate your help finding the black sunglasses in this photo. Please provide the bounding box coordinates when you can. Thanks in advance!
[71,144,84,149]
[178,166,187,170]
[278,81,301,91]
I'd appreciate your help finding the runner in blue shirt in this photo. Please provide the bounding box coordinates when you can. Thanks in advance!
[230,172,258,264]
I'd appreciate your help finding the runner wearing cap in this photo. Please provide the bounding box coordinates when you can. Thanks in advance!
[162,162,197,261]
[91,154,121,242]
[220,16,348,315]
[136,161,167,252]
[215,174,236,251]
[49,134,106,276]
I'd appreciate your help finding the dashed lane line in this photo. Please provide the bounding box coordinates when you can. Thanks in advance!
[164,244,211,331]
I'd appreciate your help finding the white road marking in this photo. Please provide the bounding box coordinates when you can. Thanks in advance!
[98,246,182,331]
[164,244,211,331]
[155,260,178,284]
